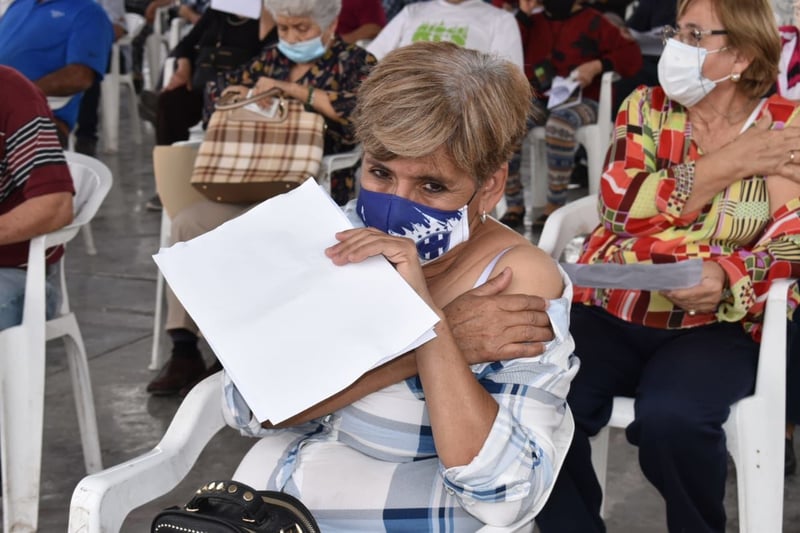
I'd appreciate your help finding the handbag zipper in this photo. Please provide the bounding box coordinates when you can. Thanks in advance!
[260,494,320,533]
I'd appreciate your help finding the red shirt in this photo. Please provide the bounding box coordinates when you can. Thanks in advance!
[0,66,74,267]
[337,0,387,37]
[517,7,642,102]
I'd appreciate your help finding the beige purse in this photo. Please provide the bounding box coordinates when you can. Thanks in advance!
[191,88,326,203]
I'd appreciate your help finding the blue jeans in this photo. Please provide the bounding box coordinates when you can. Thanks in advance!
[0,265,62,331]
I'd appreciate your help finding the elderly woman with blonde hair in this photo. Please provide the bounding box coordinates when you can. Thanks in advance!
[222,41,579,532]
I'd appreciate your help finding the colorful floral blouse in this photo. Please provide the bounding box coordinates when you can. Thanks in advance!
[575,86,800,341]
[208,38,377,155]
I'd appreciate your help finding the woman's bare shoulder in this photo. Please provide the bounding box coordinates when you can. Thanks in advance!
[494,241,564,300]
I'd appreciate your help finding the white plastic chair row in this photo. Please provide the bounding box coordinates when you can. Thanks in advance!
[147,143,365,370]
[1,152,112,532]
[100,12,146,153]
[145,6,187,90]
[538,194,790,532]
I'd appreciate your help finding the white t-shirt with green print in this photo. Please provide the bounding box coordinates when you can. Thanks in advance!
[367,0,523,71]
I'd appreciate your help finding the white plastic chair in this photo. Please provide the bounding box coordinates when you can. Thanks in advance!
[145,7,187,90]
[147,144,364,370]
[526,71,618,212]
[70,370,567,533]
[100,12,146,153]
[537,194,790,532]
[65,151,112,256]
[46,95,76,152]
[1,153,112,532]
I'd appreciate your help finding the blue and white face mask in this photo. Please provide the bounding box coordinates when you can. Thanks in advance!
[278,36,327,64]
[356,188,472,265]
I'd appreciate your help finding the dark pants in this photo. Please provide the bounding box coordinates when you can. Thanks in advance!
[75,75,101,142]
[536,305,759,533]
[156,85,203,145]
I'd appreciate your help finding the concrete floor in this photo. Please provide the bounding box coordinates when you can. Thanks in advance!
[3,99,800,532]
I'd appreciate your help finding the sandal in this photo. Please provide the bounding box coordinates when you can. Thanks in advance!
[500,209,526,229]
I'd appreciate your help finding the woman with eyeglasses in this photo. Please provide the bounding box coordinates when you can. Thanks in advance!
[535,0,800,532]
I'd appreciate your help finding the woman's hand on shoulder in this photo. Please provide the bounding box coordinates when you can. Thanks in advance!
[326,228,433,305]
[726,110,800,183]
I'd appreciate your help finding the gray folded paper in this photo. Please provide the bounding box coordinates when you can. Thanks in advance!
[560,259,704,291]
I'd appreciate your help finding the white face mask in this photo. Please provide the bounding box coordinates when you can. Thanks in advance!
[658,38,730,107]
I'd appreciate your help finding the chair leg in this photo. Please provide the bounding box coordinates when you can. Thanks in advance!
[725,399,784,533]
[1,330,46,532]
[81,223,97,256]
[124,78,143,145]
[589,426,610,518]
[150,271,165,371]
[100,75,120,154]
[58,314,103,474]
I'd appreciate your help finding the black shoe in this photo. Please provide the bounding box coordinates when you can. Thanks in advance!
[787,436,797,476]
[179,360,224,397]
[146,352,207,396]
[145,194,162,212]
[138,90,159,125]
[74,137,97,157]
[500,209,525,229]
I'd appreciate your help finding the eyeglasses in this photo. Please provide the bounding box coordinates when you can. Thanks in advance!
[661,25,728,46]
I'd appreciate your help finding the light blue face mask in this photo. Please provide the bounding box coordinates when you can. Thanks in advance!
[278,36,328,64]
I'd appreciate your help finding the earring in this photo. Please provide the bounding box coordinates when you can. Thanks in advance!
[480,211,488,224]
[731,72,741,82]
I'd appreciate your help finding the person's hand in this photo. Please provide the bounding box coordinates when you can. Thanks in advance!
[725,110,800,183]
[572,60,602,89]
[252,77,289,108]
[661,261,728,315]
[326,228,432,305]
[442,267,554,363]
[164,58,192,91]
[220,85,248,99]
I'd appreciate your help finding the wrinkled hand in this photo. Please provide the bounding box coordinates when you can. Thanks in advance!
[443,267,554,363]
[728,110,800,183]
[572,60,602,89]
[661,261,727,314]
[326,228,432,305]
[252,77,288,109]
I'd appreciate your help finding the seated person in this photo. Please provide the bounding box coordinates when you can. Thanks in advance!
[0,66,74,331]
[500,0,642,228]
[0,0,113,146]
[147,0,378,396]
[338,0,386,44]
[534,0,800,531]
[367,0,524,70]
[220,41,579,531]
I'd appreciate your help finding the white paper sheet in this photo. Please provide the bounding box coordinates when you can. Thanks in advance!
[560,259,704,290]
[210,0,261,19]
[547,75,581,110]
[154,179,440,423]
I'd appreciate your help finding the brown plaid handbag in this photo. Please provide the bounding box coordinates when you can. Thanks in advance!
[191,88,325,203]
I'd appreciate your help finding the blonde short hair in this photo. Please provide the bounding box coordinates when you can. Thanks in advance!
[678,0,780,98]
[354,41,531,185]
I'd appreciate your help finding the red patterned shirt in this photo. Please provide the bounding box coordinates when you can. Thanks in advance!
[0,66,73,267]
[575,86,800,341]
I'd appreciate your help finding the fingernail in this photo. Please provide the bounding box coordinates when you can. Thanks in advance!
[774,121,785,130]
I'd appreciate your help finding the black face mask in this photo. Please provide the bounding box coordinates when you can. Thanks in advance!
[543,0,577,20]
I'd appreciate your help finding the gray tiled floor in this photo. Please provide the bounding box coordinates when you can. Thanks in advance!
[3,97,800,532]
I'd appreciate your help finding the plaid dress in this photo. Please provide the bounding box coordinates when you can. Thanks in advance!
[222,255,578,532]
[577,86,800,340]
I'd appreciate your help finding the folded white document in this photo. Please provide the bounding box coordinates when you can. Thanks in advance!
[560,259,704,291]
[547,75,581,110]
[154,179,440,423]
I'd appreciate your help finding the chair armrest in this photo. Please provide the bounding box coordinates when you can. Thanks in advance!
[755,278,794,406]
[537,195,599,259]
[68,373,227,533]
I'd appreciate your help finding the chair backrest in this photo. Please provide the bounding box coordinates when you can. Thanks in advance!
[153,144,207,219]
[537,194,599,259]
[64,152,114,229]
[121,12,146,46]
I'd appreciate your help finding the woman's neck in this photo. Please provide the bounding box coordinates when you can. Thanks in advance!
[689,89,759,129]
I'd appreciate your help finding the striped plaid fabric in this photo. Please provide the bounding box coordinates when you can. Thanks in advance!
[192,99,325,203]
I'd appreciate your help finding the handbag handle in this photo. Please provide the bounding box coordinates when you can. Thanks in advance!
[216,87,284,110]
[185,480,272,525]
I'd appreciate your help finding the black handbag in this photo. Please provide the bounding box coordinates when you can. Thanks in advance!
[151,480,320,533]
